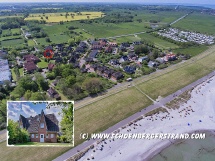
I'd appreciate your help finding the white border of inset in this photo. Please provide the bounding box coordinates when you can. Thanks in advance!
[7,101,74,147]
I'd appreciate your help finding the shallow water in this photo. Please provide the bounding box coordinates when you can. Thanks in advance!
[150,132,215,161]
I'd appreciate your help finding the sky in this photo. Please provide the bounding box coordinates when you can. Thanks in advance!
[0,0,214,5]
[7,101,72,124]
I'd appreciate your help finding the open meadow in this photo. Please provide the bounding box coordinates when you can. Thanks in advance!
[172,12,215,35]
[24,12,104,22]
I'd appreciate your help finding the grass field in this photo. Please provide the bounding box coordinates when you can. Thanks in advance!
[25,12,104,22]
[173,12,215,35]
[74,87,152,145]
[138,33,179,49]
[1,39,25,48]
[28,39,35,46]
[0,141,70,161]
[37,59,48,68]
[173,45,209,57]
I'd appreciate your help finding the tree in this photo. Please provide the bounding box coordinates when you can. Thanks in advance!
[66,75,76,87]
[0,100,6,129]
[83,78,104,94]
[8,119,29,145]
[59,103,73,143]
[45,37,51,42]
[68,39,75,46]
[45,16,48,20]
[35,73,49,91]
[134,45,149,55]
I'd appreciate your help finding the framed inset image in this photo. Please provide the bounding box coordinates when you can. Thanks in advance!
[7,101,74,147]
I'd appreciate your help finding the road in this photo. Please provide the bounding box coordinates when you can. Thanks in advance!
[170,13,190,26]
[53,70,215,161]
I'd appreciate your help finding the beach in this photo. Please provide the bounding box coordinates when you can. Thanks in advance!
[77,76,215,161]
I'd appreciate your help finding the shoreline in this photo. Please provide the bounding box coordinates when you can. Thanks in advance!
[144,129,215,161]
[76,75,215,161]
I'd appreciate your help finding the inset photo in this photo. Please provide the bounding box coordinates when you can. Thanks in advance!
[7,101,74,147]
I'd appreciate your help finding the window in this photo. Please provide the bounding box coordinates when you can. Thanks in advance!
[46,134,49,138]
[36,134,38,138]
[31,134,34,138]
[51,134,55,138]
[40,123,44,128]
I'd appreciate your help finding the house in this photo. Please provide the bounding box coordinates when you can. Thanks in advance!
[148,61,159,68]
[119,46,126,52]
[75,46,85,53]
[108,42,117,47]
[103,68,115,78]
[128,52,137,60]
[96,66,108,76]
[121,42,130,48]
[47,87,61,100]
[109,59,120,66]
[111,72,124,80]
[23,54,40,63]
[55,57,63,63]
[133,41,142,45]
[105,46,113,53]
[85,57,94,63]
[55,44,64,51]
[0,59,11,84]
[89,50,99,58]
[81,68,88,73]
[18,110,59,143]
[124,66,136,74]
[138,56,149,63]
[90,64,99,72]
[79,41,88,48]
[68,57,76,64]
[48,63,55,71]
[119,56,129,63]
[92,44,103,50]
[61,52,67,57]
[163,54,176,62]
[45,46,53,51]
[24,61,37,73]
[156,57,165,64]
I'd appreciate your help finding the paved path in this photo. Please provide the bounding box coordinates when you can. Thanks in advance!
[53,70,215,161]
[170,13,190,26]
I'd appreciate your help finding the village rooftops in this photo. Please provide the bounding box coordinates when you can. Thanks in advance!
[89,50,99,58]
[23,54,40,63]
[0,59,11,84]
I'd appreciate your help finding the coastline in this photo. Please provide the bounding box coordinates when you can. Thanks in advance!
[77,75,215,161]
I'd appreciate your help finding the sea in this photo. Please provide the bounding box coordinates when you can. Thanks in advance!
[150,131,215,161]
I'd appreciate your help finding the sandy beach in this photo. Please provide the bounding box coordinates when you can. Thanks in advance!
[77,76,215,161]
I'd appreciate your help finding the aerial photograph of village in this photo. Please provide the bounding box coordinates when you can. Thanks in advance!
[0,0,215,160]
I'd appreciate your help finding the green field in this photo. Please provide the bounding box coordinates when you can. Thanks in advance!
[173,12,215,35]
[28,39,35,46]
[138,33,179,49]
[173,45,209,57]
[1,39,25,48]
[25,12,104,22]
[0,141,69,161]
[37,59,48,68]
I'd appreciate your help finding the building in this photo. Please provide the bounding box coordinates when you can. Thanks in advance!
[163,54,176,62]
[18,110,59,143]
[24,61,38,73]
[0,59,11,84]
[124,66,136,74]
[148,61,159,68]
[48,63,55,71]
[111,72,124,80]
[138,56,149,63]
[23,54,40,63]
[47,87,61,100]
[89,50,99,58]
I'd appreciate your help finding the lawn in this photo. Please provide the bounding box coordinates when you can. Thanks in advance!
[74,87,152,145]
[28,39,36,46]
[11,68,17,81]
[15,142,72,146]
[173,45,209,57]
[1,39,25,48]
[37,59,48,68]
[0,141,70,161]
[25,12,104,22]
[138,33,179,49]
[173,12,215,35]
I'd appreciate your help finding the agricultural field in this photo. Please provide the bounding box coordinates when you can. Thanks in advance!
[138,33,179,49]
[172,12,215,35]
[24,12,104,22]
[173,45,209,57]
[27,39,35,46]
[1,39,25,48]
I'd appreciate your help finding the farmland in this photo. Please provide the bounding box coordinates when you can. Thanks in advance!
[24,12,104,22]
[173,12,215,35]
